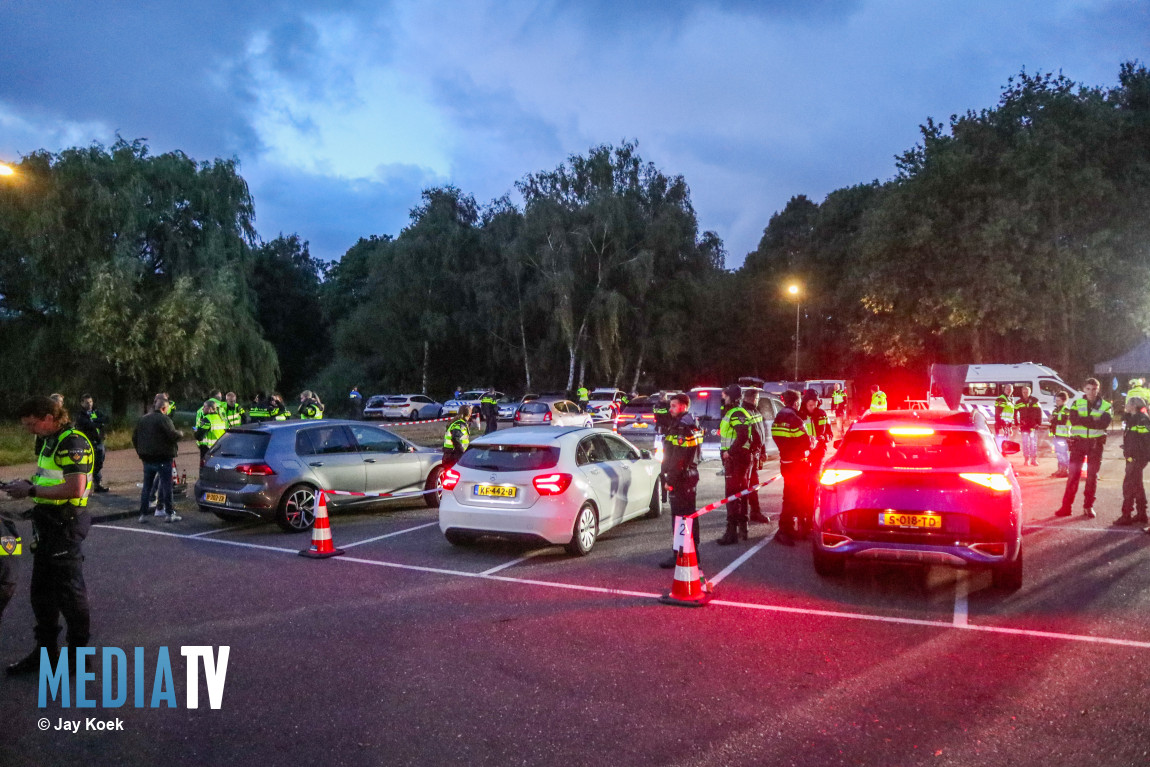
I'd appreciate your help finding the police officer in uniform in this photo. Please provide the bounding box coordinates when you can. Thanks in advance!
[298,390,325,420]
[652,393,672,435]
[269,393,290,421]
[222,391,247,427]
[0,510,21,640]
[76,394,110,493]
[1056,378,1112,519]
[1117,396,1150,526]
[994,384,1016,442]
[717,384,754,545]
[801,388,832,532]
[659,393,703,568]
[248,393,272,422]
[4,396,94,674]
[1049,392,1072,478]
[771,390,812,546]
[442,406,472,470]
[869,385,887,413]
[576,386,590,413]
[831,383,848,436]
[743,389,771,525]
[480,390,499,435]
[194,400,229,463]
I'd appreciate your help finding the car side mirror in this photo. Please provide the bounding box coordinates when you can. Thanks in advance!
[640,449,652,460]
[1000,440,1021,455]
[833,439,842,449]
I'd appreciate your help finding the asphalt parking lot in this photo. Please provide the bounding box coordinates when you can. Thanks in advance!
[2,428,1149,766]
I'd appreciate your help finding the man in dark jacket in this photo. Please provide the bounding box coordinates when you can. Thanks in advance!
[659,393,703,569]
[132,395,183,523]
[76,394,111,493]
[1117,396,1150,526]
[801,388,832,532]
[1014,386,1043,466]
[771,390,812,546]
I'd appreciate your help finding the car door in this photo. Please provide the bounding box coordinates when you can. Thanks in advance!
[600,434,652,519]
[349,424,424,493]
[296,426,365,495]
[563,400,586,426]
[551,400,569,425]
[575,436,617,524]
[584,435,632,528]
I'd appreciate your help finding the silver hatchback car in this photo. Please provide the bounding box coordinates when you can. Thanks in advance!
[194,420,445,533]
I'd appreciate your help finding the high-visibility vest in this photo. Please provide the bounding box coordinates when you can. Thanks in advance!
[1,519,22,556]
[480,394,498,406]
[832,390,846,406]
[1050,404,1072,438]
[576,388,589,401]
[443,419,470,450]
[995,394,1015,421]
[31,427,94,508]
[248,405,270,421]
[1128,386,1150,406]
[870,391,887,412]
[299,402,324,420]
[197,412,228,448]
[222,403,245,427]
[719,406,752,452]
[1068,397,1112,440]
[664,424,703,448]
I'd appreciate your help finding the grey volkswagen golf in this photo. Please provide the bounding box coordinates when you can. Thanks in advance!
[194,420,445,532]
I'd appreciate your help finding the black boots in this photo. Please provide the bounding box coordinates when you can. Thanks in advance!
[6,646,57,675]
[738,520,748,541]
[716,523,740,546]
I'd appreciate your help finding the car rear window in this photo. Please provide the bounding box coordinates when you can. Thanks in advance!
[212,431,270,459]
[366,397,387,407]
[688,392,722,420]
[457,445,561,472]
[837,429,993,468]
[521,402,549,415]
[385,396,407,403]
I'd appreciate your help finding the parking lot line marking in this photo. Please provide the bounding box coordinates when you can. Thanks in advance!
[186,522,263,538]
[953,572,969,627]
[1024,524,1145,534]
[92,524,1150,649]
[480,549,549,576]
[709,535,773,586]
[341,522,439,549]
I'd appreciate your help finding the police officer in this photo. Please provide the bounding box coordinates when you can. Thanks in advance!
[717,384,754,545]
[1049,392,1071,478]
[248,393,272,423]
[480,389,499,435]
[4,396,94,674]
[1117,396,1150,526]
[576,386,590,413]
[994,384,1016,441]
[348,386,364,419]
[221,391,246,427]
[298,390,325,420]
[652,392,672,435]
[1056,378,1112,519]
[194,400,229,463]
[659,393,703,569]
[0,509,21,640]
[269,393,290,421]
[801,388,832,532]
[442,406,472,470]
[771,390,812,546]
[831,383,848,436]
[76,393,110,493]
[869,385,887,413]
[743,389,771,525]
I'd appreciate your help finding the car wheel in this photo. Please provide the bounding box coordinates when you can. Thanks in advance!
[644,481,662,519]
[812,547,846,577]
[444,530,477,547]
[424,465,444,508]
[276,483,317,533]
[410,409,419,420]
[436,407,443,418]
[565,502,599,556]
[991,545,1023,591]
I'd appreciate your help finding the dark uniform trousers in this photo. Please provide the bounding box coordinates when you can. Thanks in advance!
[1122,457,1148,517]
[93,443,106,486]
[30,504,91,649]
[746,463,762,517]
[1061,437,1106,511]
[442,448,463,470]
[805,449,826,530]
[723,451,752,526]
[779,460,809,537]
[668,472,701,558]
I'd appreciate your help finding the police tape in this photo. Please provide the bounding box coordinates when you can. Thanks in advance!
[319,487,439,500]
[384,416,455,427]
[685,473,782,519]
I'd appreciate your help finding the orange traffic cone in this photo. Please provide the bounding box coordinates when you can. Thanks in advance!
[299,491,344,559]
[659,517,712,607]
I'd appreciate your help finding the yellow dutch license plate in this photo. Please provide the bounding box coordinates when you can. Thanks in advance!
[474,485,518,498]
[204,493,227,504]
[880,512,941,529]
[632,422,649,429]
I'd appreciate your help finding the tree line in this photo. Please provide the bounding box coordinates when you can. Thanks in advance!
[1,63,1147,414]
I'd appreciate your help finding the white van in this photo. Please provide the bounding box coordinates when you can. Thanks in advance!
[928,363,1080,423]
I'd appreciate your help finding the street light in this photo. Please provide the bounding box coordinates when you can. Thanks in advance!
[787,283,801,382]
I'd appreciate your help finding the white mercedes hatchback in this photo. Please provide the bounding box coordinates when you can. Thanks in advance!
[438,426,663,555]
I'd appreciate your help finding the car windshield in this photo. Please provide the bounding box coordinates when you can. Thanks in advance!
[688,392,722,421]
[457,445,561,472]
[212,431,270,459]
[521,402,550,414]
[621,398,654,413]
[462,391,485,399]
[836,429,992,469]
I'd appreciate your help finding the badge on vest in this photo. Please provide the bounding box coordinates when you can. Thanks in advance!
[1,536,18,555]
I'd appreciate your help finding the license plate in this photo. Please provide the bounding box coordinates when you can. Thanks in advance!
[879,512,942,529]
[204,493,227,504]
[474,485,518,498]
[631,423,649,429]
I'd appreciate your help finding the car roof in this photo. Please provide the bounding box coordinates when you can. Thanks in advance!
[232,419,378,432]
[854,409,980,429]
[470,425,603,444]
[532,395,573,403]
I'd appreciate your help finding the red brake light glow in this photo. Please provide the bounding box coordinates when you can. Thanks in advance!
[441,468,461,490]
[544,410,552,422]
[533,473,572,495]
[819,469,862,486]
[235,463,275,476]
[697,391,709,398]
[959,473,1012,492]
[888,427,935,436]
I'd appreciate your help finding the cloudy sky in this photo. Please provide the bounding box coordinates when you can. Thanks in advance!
[1,1,1144,265]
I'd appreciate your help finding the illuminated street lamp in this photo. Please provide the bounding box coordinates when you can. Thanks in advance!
[787,283,801,382]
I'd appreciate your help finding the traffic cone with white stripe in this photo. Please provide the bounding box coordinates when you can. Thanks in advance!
[659,517,712,607]
[299,491,344,559]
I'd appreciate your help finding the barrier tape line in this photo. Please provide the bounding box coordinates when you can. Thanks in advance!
[686,473,782,519]
[383,416,455,427]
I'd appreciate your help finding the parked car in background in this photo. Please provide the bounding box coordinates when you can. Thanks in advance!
[444,389,505,416]
[586,388,628,419]
[514,397,594,427]
[362,395,392,420]
[614,394,669,442]
[195,421,445,533]
[686,386,782,461]
[438,426,662,555]
[380,394,443,420]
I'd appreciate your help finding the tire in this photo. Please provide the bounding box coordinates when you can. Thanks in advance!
[410,409,419,420]
[276,483,317,533]
[565,502,599,556]
[992,544,1024,591]
[424,466,444,508]
[644,482,662,519]
[444,529,477,547]
[813,547,846,577]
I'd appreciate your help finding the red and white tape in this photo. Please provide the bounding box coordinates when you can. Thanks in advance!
[686,473,782,519]
[383,416,455,427]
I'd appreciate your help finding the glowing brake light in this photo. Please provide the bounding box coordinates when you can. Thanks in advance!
[819,469,862,486]
[441,468,461,490]
[697,391,709,398]
[235,463,275,476]
[544,411,552,422]
[888,427,935,436]
[959,473,1012,492]
[533,473,572,495]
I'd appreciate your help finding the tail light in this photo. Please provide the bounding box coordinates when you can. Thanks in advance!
[544,411,552,422]
[441,468,461,490]
[888,427,935,436]
[514,410,521,422]
[821,532,852,548]
[959,473,1012,492]
[235,463,275,476]
[533,473,572,495]
[819,469,862,486]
